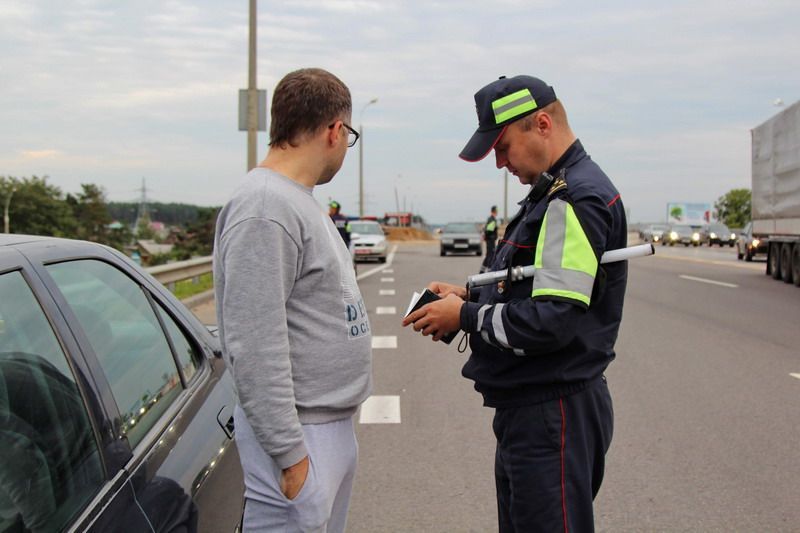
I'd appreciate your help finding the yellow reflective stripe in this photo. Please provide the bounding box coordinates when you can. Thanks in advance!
[534,211,547,269]
[532,288,590,306]
[492,89,538,124]
[486,221,497,231]
[562,204,597,276]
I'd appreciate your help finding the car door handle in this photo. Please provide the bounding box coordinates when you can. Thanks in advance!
[217,406,235,439]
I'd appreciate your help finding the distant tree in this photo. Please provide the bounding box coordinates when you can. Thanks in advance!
[67,183,113,243]
[172,206,219,259]
[714,188,751,228]
[0,175,77,236]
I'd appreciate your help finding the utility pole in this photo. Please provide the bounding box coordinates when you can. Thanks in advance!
[358,98,378,218]
[247,0,257,171]
[3,186,16,234]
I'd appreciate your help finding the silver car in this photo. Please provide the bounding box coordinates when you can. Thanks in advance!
[440,222,482,256]
[350,220,388,263]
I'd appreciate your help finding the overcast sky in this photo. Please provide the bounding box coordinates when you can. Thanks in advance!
[2,0,798,224]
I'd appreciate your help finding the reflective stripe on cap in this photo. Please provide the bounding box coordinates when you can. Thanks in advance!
[492,89,538,124]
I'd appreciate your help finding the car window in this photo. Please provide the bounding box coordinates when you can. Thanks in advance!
[0,270,104,532]
[46,260,185,449]
[155,304,199,383]
[444,223,479,233]
[350,223,384,235]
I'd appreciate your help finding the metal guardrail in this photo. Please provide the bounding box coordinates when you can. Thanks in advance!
[146,256,212,286]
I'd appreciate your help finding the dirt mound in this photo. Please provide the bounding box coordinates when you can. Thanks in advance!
[384,227,434,241]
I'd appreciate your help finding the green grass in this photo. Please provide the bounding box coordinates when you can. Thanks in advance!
[172,272,214,300]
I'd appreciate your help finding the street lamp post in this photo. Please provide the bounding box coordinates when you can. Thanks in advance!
[3,187,16,234]
[358,98,378,218]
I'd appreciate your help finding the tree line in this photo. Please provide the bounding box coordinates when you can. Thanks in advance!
[1,175,218,260]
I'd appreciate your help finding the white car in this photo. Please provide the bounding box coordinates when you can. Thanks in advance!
[350,220,388,263]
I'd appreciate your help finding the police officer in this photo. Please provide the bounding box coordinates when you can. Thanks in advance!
[328,200,351,247]
[480,205,499,272]
[402,75,628,532]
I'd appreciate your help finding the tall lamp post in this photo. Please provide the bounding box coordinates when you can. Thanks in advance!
[3,186,16,234]
[358,98,378,218]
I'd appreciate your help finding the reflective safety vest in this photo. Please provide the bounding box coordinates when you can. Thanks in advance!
[460,140,628,407]
[485,215,498,239]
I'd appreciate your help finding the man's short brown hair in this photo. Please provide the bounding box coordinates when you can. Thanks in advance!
[269,68,352,148]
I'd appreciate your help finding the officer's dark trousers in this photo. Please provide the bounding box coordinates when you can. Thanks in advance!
[492,377,613,533]
[482,238,497,271]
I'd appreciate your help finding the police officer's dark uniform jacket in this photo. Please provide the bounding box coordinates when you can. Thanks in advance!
[459,139,628,407]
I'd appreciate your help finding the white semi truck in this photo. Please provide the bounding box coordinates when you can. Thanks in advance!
[751,100,800,286]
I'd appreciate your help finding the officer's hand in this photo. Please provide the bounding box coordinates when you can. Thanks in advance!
[427,281,467,300]
[402,294,463,341]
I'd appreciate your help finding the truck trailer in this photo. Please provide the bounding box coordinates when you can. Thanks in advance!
[751,100,800,286]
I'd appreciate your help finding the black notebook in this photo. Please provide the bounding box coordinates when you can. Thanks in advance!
[404,289,459,344]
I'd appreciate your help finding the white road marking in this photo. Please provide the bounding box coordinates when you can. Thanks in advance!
[679,275,738,288]
[372,336,397,349]
[376,307,396,315]
[790,373,800,380]
[381,277,395,282]
[379,289,396,296]
[359,395,401,424]
[356,245,398,281]
[383,269,394,274]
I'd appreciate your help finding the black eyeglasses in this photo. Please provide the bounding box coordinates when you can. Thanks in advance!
[329,121,360,147]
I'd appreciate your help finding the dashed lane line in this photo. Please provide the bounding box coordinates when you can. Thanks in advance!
[359,395,401,424]
[380,277,395,282]
[372,336,397,349]
[376,307,396,315]
[379,289,396,296]
[679,275,738,288]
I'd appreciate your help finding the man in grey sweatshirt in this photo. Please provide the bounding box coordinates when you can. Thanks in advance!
[213,68,372,532]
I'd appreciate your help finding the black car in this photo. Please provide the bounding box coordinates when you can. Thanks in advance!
[662,224,701,246]
[0,235,243,532]
[440,222,482,256]
[701,223,736,247]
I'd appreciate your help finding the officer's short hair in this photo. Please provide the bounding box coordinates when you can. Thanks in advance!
[269,68,352,149]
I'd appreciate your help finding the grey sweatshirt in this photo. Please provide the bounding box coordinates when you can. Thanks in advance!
[213,168,372,469]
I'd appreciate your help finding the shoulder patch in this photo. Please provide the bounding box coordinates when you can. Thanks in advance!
[547,174,567,197]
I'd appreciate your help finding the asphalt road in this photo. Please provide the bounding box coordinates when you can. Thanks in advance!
[192,240,800,532]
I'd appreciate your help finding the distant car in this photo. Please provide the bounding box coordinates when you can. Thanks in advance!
[701,223,736,247]
[440,222,482,256]
[350,220,388,263]
[736,221,769,261]
[0,234,244,532]
[640,224,670,244]
[663,224,701,246]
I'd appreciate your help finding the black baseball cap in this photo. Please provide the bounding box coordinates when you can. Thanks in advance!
[459,75,557,162]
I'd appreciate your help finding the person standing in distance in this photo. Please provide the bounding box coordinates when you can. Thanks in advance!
[213,68,372,532]
[402,75,628,532]
[480,205,499,273]
[328,200,351,248]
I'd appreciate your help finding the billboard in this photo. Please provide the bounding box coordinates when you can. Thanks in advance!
[666,202,711,225]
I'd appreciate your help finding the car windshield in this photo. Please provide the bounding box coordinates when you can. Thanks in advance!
[709,224,729,232]
[350,222,383,235]
[444,223,478,234]
[652,225,669,231]
[672,225,692,232]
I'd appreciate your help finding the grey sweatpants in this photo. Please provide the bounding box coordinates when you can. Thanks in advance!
[234,406,358,532]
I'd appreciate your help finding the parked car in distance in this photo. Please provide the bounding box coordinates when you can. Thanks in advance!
[640,224,670,244]
[440,222,482,256]
[736,221,769,261]
[350,220,388,263]
[0,234,244,532]
[663,224,701,246]
[701,223,736,247]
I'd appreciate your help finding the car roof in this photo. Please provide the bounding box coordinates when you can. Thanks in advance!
[0,233,60,247]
